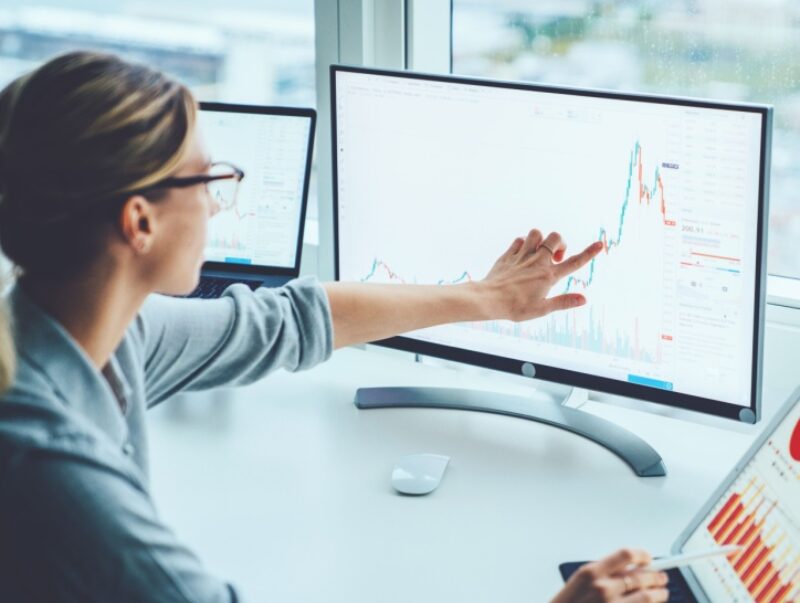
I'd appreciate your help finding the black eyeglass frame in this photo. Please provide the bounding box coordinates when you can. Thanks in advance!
[36,161,246,226]
[134,161,245,208]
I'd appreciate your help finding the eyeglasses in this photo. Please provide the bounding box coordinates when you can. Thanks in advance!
[31,162,246,226]
[138,161,245,211]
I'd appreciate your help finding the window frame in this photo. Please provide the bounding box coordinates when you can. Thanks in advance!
[313,0,451,280]
[314,1,800,321]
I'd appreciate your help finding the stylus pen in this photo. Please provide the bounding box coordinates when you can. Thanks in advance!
[646,545,743,572]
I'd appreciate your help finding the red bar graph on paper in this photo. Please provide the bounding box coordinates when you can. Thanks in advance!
[706,487,799,603]
[709,492,741,533]
[749,561,774,593]
[757,572,781,600]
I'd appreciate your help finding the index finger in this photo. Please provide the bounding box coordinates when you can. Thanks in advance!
[595,548,652,575]
[553,240,604,279]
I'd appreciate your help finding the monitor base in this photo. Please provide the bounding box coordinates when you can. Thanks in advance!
[354,386,666,477]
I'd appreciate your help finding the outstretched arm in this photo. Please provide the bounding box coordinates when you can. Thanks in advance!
[325,229,603,349]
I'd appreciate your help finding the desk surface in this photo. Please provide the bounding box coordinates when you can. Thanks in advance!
[147,347,781,603]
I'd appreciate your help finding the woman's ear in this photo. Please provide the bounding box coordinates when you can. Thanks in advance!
[119,195,155,254]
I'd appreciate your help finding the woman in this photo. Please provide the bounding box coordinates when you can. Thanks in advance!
[0,52,668,602]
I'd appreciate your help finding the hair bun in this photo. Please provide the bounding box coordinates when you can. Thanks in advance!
[0,51,196,277]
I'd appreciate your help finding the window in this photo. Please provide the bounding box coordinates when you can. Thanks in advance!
[0,0,318,217]
[452,0,800,280]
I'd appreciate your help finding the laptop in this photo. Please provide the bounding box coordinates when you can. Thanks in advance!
[561,386,800,602]
[189,102,316,298]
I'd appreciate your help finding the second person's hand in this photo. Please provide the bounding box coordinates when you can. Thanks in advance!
[551,548,670,603]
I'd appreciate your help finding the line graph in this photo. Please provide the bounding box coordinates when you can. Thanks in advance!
[565,141,675,292]
[206,192,260,254]
[357,139,676,366]
[363,140,671,294]
[361,259,474,285]
[221,202,257,223]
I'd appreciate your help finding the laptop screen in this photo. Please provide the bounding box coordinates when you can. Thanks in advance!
[680,400,800,601]
[197,104,314,271]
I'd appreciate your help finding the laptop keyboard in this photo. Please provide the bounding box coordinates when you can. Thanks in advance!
[188,276,261,299]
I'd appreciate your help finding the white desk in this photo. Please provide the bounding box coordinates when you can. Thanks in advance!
[147,346,786,602]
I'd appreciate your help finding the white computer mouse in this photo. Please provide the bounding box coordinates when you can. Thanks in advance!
[391,453,450,495]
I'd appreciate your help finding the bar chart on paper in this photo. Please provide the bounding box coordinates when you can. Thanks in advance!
[684,408,800,602]
[705,481,799,602]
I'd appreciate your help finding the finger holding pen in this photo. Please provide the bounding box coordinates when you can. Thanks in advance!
[551,548,670,603]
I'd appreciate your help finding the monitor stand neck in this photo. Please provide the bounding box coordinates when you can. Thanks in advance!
[354,384,666,477]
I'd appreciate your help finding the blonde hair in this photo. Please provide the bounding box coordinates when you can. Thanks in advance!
[0,51,197,277]
[0,277,13,393]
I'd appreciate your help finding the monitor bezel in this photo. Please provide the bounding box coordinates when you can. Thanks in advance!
[199,101,317,278]
[330,64,771,422]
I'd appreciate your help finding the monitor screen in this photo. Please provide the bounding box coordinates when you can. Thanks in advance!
[332,66,770,419]
[680,400,800,601]
[198,104,314,270]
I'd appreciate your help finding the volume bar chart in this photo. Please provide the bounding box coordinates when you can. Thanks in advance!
[465,310,660,364]
[706,479,800,602]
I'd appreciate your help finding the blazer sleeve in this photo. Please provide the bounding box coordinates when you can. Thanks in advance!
[137,277,334,406]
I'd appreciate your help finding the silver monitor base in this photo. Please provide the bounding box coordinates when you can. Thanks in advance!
[354,386,666,477]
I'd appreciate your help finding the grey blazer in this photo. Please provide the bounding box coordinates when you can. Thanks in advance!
[0,278,333,601]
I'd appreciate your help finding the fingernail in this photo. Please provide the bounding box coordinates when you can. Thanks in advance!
[660,572,669,583]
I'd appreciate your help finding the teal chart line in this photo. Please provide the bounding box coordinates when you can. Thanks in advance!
[565,140,672,292]
[360,141,671,296]
[361,259,473,285]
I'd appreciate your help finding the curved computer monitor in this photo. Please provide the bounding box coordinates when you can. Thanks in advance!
[331,65,772,423]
